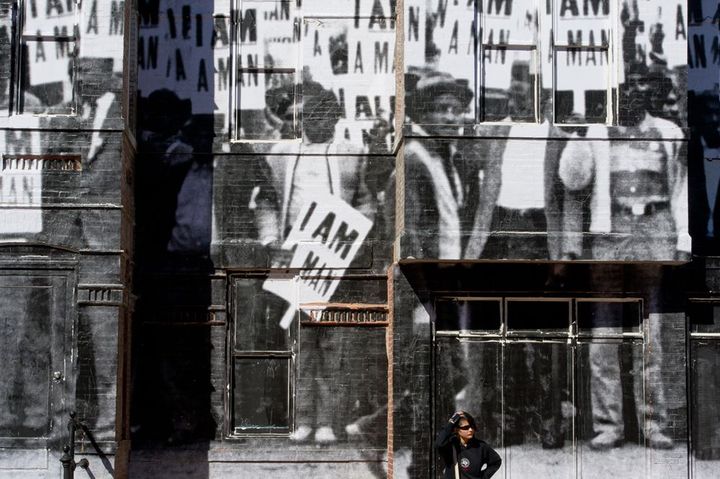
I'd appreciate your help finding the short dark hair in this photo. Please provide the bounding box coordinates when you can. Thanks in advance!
[303,88,343,124]
[302,81,343,143]
[457,411,477,431]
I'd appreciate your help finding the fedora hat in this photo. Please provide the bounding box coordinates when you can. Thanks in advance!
[406,68,473,119]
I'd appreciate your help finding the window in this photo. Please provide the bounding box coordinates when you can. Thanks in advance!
[1,0,78,115]
[551,0,613,124]
[404,0,616,124]
[229,273,389,439]
[233,0,300,140]
[0,1,12,115]
[477,0,615,124]
[230,274,294,435]
[433,296,663,478]
[231,1,396,144]
[479,1,541,122]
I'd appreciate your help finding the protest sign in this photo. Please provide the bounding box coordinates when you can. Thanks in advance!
[404,0,426,67]
[24,1,76,87]
[549,0,611,117]
[263,192,373,328]
[81,0,126,72]
[20,0,125,108]
[480,1,539,90]
[0,123,42,234]
[138,2,216,113]
[434,0,476,85]
[139,0,395,138]
[303,0,395,19]
[303,18,395,143]
[633,0,687,69]
[689,0,719,93]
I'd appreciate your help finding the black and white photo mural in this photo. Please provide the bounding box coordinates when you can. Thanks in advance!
[0,0,124,246]
[426,264,691,479]
[402,0,689,261]
[136,0,395,260]
[689,0,720,253]
[688,1,720,475]
[133,2,394,475]
[0,2,129,477]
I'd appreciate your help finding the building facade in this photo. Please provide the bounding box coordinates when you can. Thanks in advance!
[0,0,135,477]
[3,0,720,478]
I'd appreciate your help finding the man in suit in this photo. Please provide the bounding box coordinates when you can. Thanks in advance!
[403,68,479,259]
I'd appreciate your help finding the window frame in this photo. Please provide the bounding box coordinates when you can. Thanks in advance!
[432,294,649,477]
[549,0,616,126]
[5,0,79,116]
[230,0,301,143]
[434,295,644,340]
[475,0,618,126]
[227,272,390,438]
[227,272,297,437]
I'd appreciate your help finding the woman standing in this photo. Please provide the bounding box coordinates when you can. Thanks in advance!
[436,411,501,479]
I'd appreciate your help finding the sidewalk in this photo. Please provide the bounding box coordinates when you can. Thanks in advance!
[128,441,720,478]
[421,442,720,479]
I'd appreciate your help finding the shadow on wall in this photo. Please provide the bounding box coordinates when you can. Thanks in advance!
[131,3,217,477]
[131,89,216,457]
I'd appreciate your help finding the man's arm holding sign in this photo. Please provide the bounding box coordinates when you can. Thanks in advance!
[263,192,374,329]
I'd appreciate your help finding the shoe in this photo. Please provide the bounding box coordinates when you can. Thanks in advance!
[289,425,312,442]
[314,426,337,444]
[589,431,623,450]
[647,432,674,449]
[541,431,564,449]
[345,422,362,438]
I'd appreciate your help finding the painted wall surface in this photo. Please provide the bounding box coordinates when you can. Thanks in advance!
[0,0,127,247]
[402,0,690,261]
[132,2,394,478]
[5,1,720,479]
[0,1,132,477]
[126,2,720,479]
[394,262,704,479]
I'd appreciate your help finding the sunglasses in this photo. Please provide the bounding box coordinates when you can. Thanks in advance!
[458,425,473,430]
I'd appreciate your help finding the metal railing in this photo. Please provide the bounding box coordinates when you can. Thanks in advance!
[59,412,89,479]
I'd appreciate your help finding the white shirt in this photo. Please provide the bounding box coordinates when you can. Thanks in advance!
[496,121,550,209]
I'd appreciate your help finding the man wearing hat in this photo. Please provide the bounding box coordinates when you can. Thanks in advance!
[255,80,376,445]
[404,68,482,259]
[559,60,685,449]
[559,60,689,260]
[256,80,376,250]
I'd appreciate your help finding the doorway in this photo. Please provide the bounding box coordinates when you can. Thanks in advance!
[432,293,685,479]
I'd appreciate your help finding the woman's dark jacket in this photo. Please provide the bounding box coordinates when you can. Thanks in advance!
[435,421,502,479]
